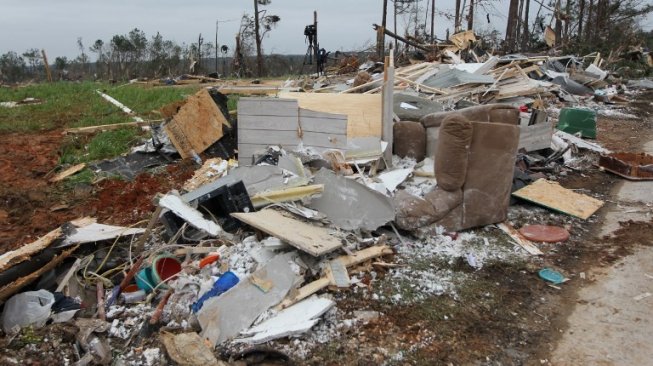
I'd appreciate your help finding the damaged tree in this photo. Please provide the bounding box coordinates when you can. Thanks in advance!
[252,0,280,77]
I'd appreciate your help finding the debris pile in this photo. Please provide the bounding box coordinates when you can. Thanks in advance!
[1,29,652,364]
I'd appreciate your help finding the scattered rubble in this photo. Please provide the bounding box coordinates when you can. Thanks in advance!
[2,27,653,365]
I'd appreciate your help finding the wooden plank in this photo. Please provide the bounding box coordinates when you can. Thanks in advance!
[496,222,543,255]
[238,129,346,148]
[250,184,324,208]
[278,92,382,138]
[238,115,347,134]
[49,163,86,183]
[382,50,394,165]
[231,209,343,257]
[276,245,392,309]
[164,89,228,159]
[64,120,160,134]
[0,245,79,304]
[512,179,604,219]
[0,228,62,272]
[237,98,298,116]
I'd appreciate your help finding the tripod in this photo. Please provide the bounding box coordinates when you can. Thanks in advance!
[302,24,318,75]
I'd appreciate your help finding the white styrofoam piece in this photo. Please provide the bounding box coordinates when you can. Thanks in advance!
[239,296,335,344]
[378,168,413,192]
[159,194,223,236]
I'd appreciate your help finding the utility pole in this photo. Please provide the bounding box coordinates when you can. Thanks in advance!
[381,0,388,58]
[431,0,435,42]
[197,33,203,73]
[393,1,398,51]
[314,11,319,75]
[215,20,219,75]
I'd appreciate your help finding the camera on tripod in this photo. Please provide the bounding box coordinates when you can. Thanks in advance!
[304,25,316,39]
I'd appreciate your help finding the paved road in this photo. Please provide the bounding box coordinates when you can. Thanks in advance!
[551,141,653,365]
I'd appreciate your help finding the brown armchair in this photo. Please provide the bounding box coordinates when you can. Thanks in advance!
[394,104,520,232]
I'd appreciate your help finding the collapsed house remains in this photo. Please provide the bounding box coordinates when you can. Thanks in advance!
[1,28,652,365]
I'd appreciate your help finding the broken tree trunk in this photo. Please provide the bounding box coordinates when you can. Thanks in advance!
[505,0,520,50]
[455,0,462,31]
[372,24,431,52]
[521,0,531,50]
[467,0,475,30]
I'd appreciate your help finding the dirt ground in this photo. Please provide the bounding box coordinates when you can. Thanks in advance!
[0,91,651,365]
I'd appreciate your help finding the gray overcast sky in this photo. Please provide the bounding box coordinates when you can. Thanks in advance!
[0,0,651,60]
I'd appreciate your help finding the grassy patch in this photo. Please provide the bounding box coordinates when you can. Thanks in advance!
[226,94,241,111]
[0,82,202,132]
[60,127,141,164]
[63,168,95,187]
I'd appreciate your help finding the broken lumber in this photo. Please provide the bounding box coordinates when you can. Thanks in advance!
[382,48,395,164]
[231,209,342,257]
[164,89,229,159]
[64,120,160,134]
[250,184,324,208]
[496,222,543,255]
[276,245,393,309]
[0,245,79,303]
[49,163,86,183]
[0,217,94,272]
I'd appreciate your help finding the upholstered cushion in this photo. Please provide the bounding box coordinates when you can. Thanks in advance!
[393,121,426,161]
[435,115,473,191]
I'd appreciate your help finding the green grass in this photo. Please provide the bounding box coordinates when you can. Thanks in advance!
[60,127,141,164]
[0,81,203,132]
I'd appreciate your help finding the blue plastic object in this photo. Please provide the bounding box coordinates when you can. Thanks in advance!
[191,271,240,313]
[538,268,565,285]
[135,267,156,293]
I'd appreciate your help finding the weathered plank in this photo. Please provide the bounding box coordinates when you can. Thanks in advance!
[231,209,343,256]
[278,92,382,138]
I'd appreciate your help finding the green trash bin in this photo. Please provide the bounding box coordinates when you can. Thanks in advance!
[557,107,597,139]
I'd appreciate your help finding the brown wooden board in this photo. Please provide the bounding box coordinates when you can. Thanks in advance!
[278,92,382,138]
[512,179,604,219]
[231,209,342,256]
[164,89,228,159]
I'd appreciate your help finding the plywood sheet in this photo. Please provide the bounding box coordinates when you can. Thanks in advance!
[512,179,604,219]
[231,209,342,256]
[164,89,228,159]
[278,92,382,138]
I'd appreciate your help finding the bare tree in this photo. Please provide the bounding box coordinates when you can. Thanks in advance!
[252,0,280,77]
